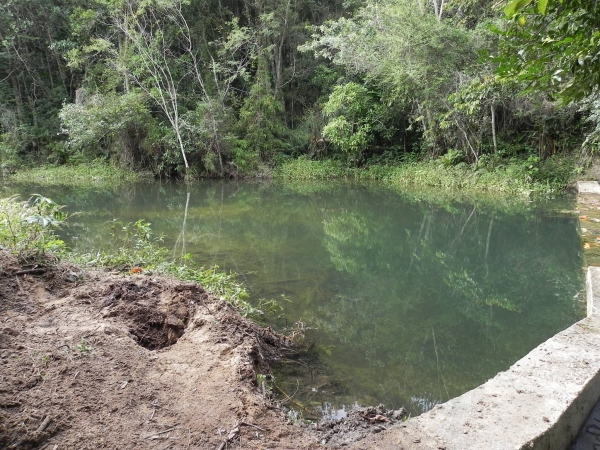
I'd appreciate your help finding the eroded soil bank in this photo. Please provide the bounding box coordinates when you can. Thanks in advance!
[0,253,322,449]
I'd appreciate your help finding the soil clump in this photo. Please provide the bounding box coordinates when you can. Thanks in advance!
[0,252,323,449]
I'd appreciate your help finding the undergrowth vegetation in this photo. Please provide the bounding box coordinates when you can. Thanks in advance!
[275,155,578,197]
[0,195,67,261]
[8,161,146,187]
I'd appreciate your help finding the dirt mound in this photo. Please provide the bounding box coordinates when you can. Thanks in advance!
[0,253,320,449]
[314,404,407,447]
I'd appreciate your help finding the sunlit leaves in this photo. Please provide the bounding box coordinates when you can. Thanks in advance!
[0,195,68,260]
[498,0,600,102]
[504,0,533,17]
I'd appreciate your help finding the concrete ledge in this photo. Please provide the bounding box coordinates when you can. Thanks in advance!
[578,181,600,195]
[587,267,600,317]
[354,267,600,450]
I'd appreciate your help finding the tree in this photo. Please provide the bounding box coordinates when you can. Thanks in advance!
[302,0,476,156]
[0,0,80,162]
[498,0,600,102]
[321,82,394,161]
[111,0,194,170]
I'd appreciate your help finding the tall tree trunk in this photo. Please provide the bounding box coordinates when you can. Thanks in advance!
[490,104,497,154]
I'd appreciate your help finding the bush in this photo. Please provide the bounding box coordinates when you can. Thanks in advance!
[0,195,67,261]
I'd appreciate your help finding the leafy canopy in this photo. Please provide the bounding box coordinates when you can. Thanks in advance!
[498,0,600,101]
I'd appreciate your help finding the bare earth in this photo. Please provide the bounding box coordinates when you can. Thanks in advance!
[0,253,323,450]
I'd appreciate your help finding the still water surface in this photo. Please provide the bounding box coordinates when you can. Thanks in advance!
[3,181,585,417]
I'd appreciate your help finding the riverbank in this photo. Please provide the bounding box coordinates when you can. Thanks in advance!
[275,155,578,198]
[0,252,321,449]
[6,161,149,187]
[7,155,579,198]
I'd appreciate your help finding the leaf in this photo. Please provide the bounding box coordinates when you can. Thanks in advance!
[504,0,533,18]
[537,0,549,14]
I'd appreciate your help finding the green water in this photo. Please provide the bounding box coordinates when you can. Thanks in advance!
[3,181,585,417]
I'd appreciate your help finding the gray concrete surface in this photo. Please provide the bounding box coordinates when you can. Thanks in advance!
[578,181,600,195]
[354,267,600,450]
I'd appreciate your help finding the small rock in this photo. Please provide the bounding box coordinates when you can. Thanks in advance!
[102,324,117,335]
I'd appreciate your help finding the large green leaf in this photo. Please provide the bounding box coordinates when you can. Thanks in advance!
[504,0,533,17]
[537,0,549,14]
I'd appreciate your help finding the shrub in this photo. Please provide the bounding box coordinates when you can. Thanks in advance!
[0,195,67,261]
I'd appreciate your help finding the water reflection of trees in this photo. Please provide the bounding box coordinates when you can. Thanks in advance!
[316,200,583,412]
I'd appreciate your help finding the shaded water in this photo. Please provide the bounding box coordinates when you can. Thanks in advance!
[3,181,585,417]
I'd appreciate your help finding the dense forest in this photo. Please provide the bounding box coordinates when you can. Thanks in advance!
[0,0,598,178]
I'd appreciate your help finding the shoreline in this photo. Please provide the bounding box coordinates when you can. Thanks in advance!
[0,253,320,449]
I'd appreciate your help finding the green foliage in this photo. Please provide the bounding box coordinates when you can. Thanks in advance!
[0,195,67,260]
[275,156,348,180]
[0,0,593,179]
[237,66,287,163]
[439,149,464,166]
[580,94,600,158]
[76,339,92,354]
[322,82,395,160]
[71,219,168,270]
[59,91,156,165]
[498,0,600,102]
[302,0,533,160]
[8,161,144,187]
[276,155,576,197]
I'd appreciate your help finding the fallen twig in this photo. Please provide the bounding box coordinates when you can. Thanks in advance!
[216,425,240,450]
[14,276,24,294]
[239,422,265,432]
[143,426,178,440]
[36,416,52,433]
[273,384,311,414]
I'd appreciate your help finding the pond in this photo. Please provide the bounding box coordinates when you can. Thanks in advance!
[3,180,585,418]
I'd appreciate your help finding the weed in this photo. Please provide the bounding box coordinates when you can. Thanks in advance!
[77,339,92,353]
[256,373,274,395]
[286,407,305,425]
